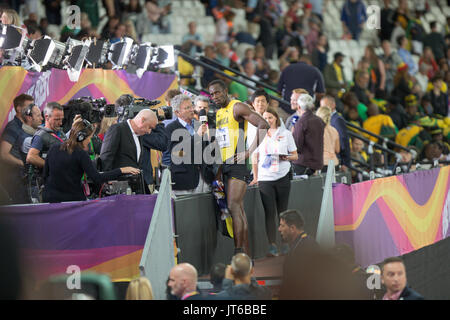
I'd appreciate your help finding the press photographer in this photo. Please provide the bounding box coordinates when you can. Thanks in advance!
[100,95,170,194]
[42,120,140,203]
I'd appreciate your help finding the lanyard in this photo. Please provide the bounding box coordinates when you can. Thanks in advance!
[50,132,64,143]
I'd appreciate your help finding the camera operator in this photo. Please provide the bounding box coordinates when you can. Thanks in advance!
[111,94,169,193]
[100,108,158,193]
[0,94,34,204]
[26,102,70,201]
[42,120,140,203]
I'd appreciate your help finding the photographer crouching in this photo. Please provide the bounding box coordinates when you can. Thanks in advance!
[42,120,140,203]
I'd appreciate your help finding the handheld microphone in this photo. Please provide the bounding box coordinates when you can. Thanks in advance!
[199,109,208,125]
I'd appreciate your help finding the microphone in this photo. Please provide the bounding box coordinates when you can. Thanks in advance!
[199,109,208,125]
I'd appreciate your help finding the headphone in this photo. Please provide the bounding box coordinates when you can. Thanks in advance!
[76,119,94,142]
[24,103,35,117]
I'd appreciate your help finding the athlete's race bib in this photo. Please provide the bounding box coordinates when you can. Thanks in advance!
[217,127,231,149]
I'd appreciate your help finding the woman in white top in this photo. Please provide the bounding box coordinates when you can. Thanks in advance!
[249,108,298,256]
[316,106,340,172]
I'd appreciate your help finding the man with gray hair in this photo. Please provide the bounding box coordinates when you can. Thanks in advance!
[165,94,213,195]
[216,253,272,300]
[27,102,67,170]
[193,95,215,128]
[100,109,158,181]
[292,93,324,176]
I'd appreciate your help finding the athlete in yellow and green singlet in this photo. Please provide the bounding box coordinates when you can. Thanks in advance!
[209,80,269,255]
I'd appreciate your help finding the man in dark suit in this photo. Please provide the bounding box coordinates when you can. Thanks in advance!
[165,94,213,195]
[320,95,351,171]
[100,109,158,190]
[381,257,424,300]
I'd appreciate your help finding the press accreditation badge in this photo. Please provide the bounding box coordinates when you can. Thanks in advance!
[217,127,231,148]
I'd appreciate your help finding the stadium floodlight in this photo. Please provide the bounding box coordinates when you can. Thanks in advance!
[85,39,109,67]
[64,38,91,82]
[27,36,56,72]
[129,43,153,78]
[0,24,24,49]
[108,37,134,69]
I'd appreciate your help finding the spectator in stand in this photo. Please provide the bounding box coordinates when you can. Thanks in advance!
[340,0,367,41]
[242,60,260,96]
[215,41,240,68]
[385,96,408,131]
[215,253,272,300]
[100,16,120,40]
[323,52,347,96]
[240,47,256,71]
[397,35,418,76]
[316,106,340,172]
[292,93,325,176]
[125,277,154,300]
[168,263,202,300]
[305,16,321,55]
[379,0,396,42]
[278,54,325,115]
[422,21,446,61]
[144,0,171,34]
[342,91,368,123]
[109,23,126,44]
[419,46,439,80]
[182,22,204,57]
[279,46,300,70]
[285,0,301,25]
[201,45,218,88]
[392,62,413,106]
[351,137,367,166]
[122,0,142,29]
[380,40,403,95]
[320,95,351,171]
[363,45,386,97]
[381,257,424,300]
[275,15,298,58]
[311,33,328,73]
[351,69,373,107]
[44,0,62,25]
[215,8,235,43]
[363,103,397,143]
[124,19,138,43]
[77,0,100,28]
[426,76,448,118]
[415,64,430,94]
[249,107,297,257]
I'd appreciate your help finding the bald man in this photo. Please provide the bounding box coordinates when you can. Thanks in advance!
[168,263,201,300]
[100,109,158,177]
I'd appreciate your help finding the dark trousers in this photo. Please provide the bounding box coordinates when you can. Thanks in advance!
[258,173,291,244]
[293,164,315,176]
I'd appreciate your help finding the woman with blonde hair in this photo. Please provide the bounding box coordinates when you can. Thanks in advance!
[316,106,340,172]
[1,9,21,27]
[125,277,154,300]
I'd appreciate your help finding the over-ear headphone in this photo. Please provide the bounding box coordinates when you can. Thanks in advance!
[24,103,35,117]
[76,119,94,142]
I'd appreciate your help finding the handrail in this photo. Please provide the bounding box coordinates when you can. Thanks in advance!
[345,121,413,155]
[175,49,291,109]
[347,130,399,157]
[199,55,279,93]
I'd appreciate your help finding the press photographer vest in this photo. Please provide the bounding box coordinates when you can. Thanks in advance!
[216,100,247,163]
[34,126,67,158]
